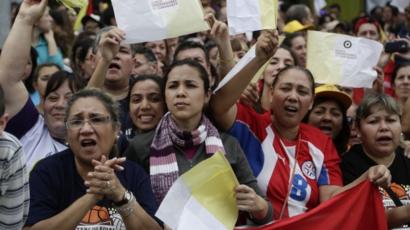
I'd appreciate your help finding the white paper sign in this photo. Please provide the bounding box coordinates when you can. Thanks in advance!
[307,31,383,88]
[227,0,277,35]
[112,0,209,43]
[213,46,256,93]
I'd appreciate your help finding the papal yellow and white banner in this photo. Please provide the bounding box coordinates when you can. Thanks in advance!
[58,0,87,10]
[227,0,278,35]
[111,0,209,43]
[306,30,383,88]
[156,152,239,230]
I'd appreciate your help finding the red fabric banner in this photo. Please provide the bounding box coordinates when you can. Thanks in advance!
[236,181,387,230]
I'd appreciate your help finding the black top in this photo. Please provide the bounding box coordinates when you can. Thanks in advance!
[341,144,410,229]
[341,144,410,186]
[25,149,161,227]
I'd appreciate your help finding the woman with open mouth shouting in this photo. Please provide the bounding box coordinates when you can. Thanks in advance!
[24,88,162,230]
[341,93,410,229]
[211,30,391,221]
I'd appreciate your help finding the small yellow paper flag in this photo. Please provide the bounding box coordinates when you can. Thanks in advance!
[73,2,88,31]
[57,0,87,10]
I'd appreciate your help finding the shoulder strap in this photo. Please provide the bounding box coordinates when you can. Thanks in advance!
[385,187,403,207]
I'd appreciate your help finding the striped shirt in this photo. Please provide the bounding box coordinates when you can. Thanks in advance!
[0,131,30,229]
[229,103,342,219]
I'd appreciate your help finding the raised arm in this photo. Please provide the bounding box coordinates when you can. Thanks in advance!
[210,30,278,130]
[87,28,125,89]
[42,29,64,67]
[205,14,235,78]
[0,0,47,118]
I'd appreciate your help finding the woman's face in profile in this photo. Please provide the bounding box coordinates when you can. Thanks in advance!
[358,106,401,158]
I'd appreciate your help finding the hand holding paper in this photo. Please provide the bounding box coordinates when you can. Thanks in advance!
[206,14,230,48]
[156,152,239,230]
[227,0,278,35]
[206,13,235,77]
[112,0,209,43]
[236,184,269,220]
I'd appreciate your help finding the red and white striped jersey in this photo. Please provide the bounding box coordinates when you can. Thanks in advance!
[231,103,343,219]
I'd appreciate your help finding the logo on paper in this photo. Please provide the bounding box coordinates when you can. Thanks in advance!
[343,40,352,49]
[152,0,178,10]
[301,161,316,180]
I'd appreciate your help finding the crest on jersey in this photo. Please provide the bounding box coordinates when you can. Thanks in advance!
[301,161,316,180]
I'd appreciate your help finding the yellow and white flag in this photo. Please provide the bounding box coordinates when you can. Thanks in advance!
[57,0,87,10]
[111,0,209,43]
[227,0,278,35]
[156,152,239,230]
[306,30,383,88]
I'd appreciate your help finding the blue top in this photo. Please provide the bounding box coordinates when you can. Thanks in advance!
[30,91,40,106]
[34,35,64,68]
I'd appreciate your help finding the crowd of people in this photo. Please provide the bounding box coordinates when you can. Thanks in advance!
[0,0,409,229]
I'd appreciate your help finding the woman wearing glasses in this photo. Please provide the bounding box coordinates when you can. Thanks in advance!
[0,0,84,172]
[24,89,161,230]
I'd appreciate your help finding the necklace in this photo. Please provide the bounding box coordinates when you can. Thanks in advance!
[277,134,302,220]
